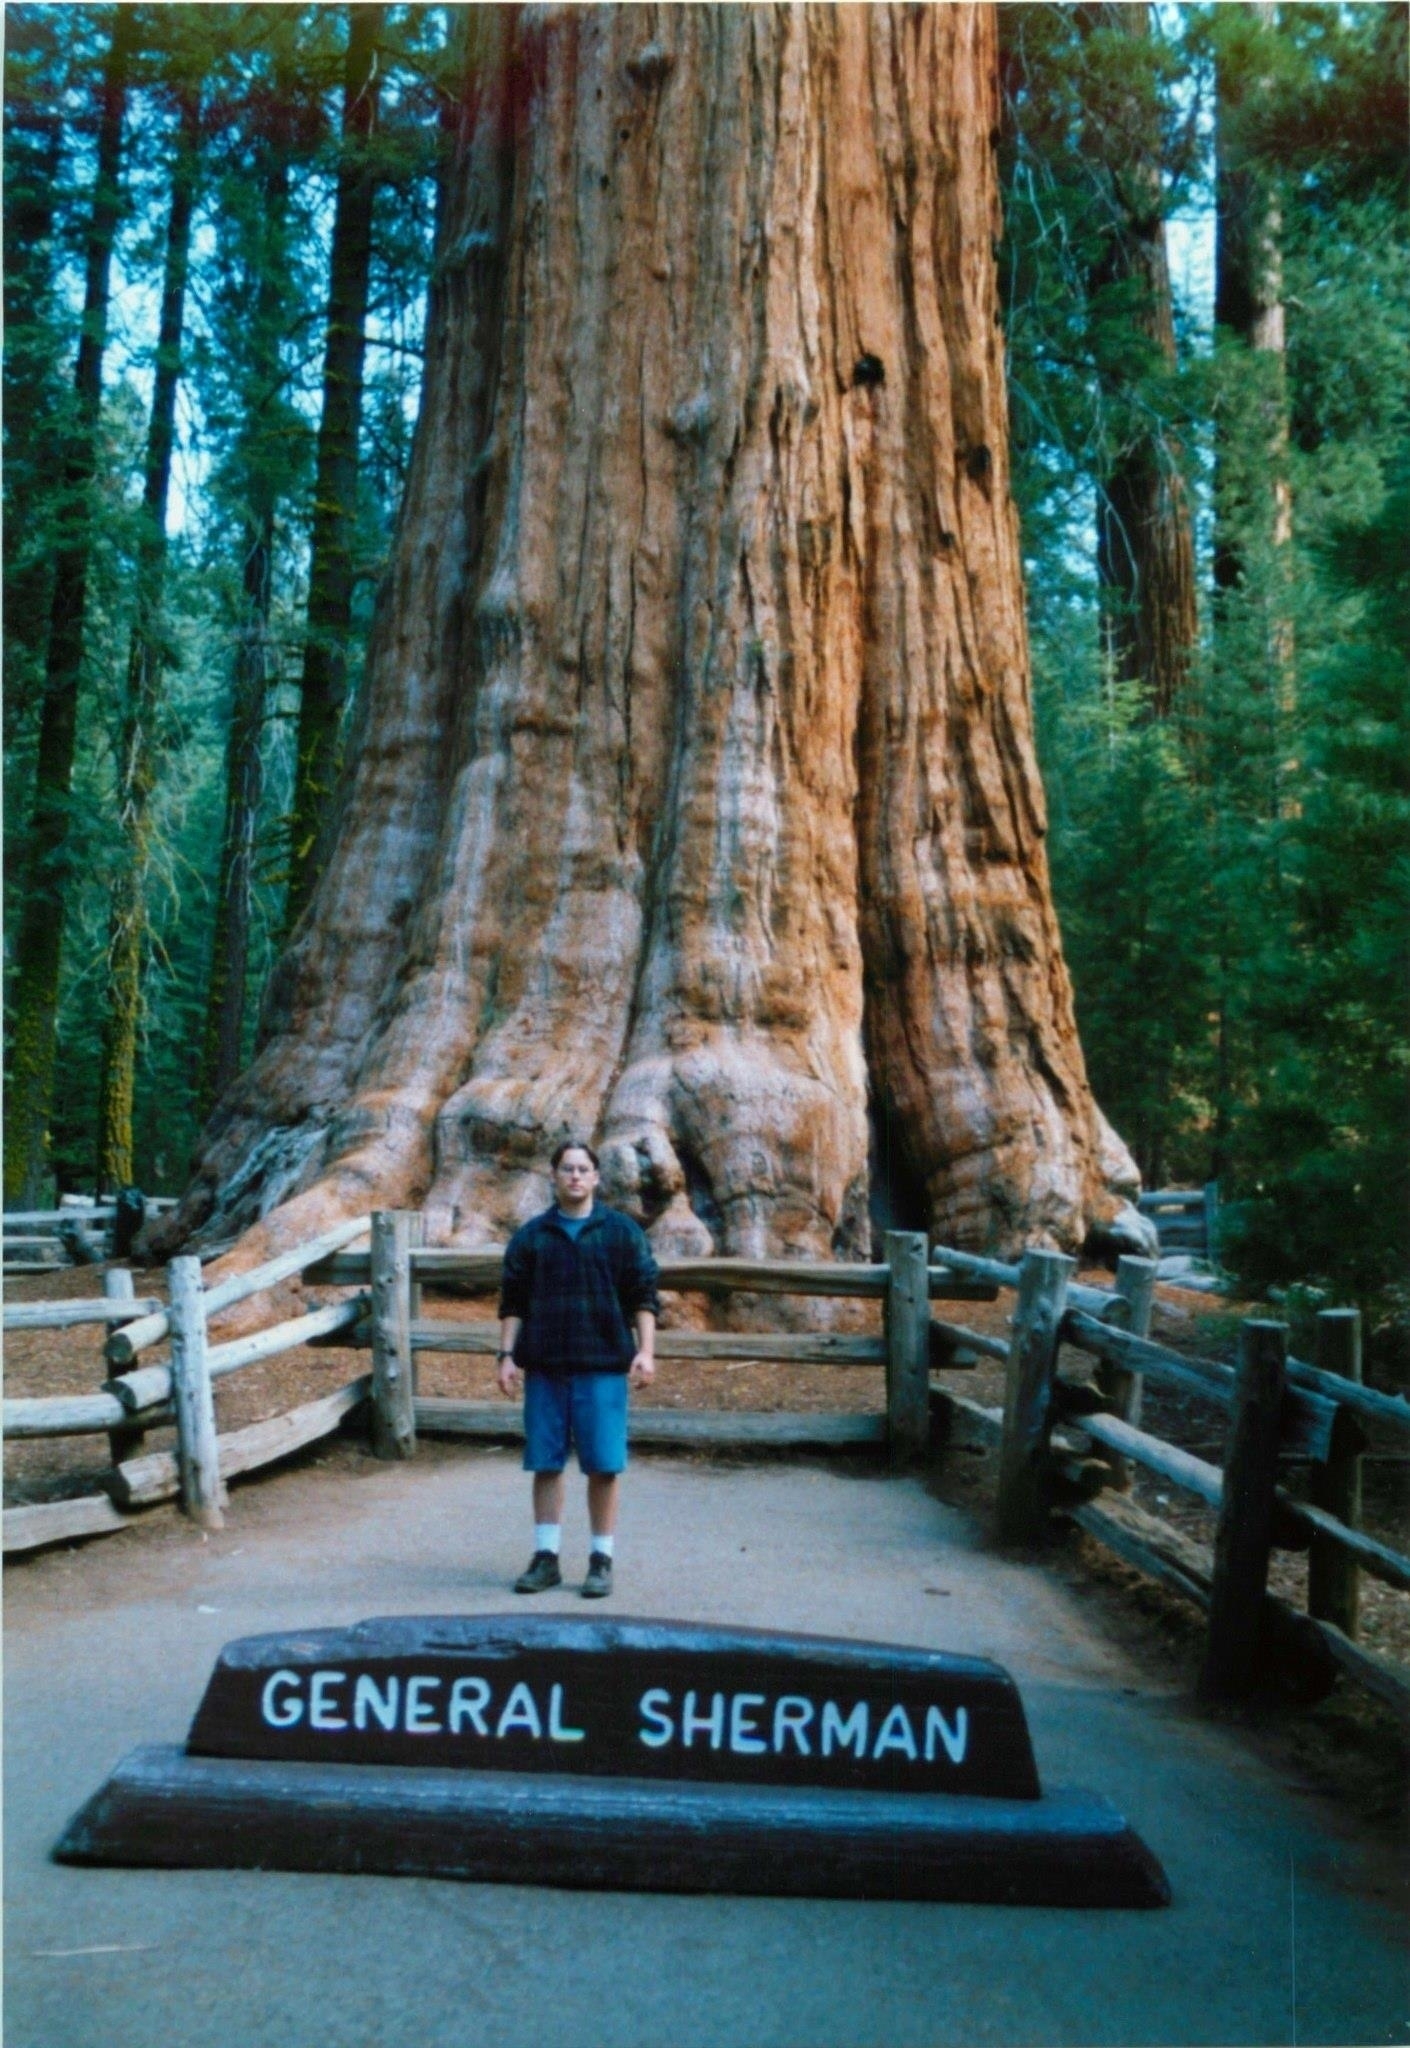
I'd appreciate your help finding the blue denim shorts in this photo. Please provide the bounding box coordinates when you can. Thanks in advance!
[522,1371,629,1475]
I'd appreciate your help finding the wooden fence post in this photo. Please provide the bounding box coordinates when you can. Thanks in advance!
[1201,1318,1286,1700]
[884,1231,930,1467]
[407,1210,424,1394]
[1308,1308,1363,1641]
[1094,1254,1158,1490]
[371,1210,417,1459]
[168,1255,225,1529]
[996,1250,1074,1545]
[104,1267,145,1466]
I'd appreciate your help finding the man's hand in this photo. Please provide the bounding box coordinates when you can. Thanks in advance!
[629,1350,655,1389]
[496,1356,522,1399]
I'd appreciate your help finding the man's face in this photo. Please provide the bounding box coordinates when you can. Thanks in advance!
[552,1148,599,1207]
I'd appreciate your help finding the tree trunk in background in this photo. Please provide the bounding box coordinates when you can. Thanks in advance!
[152,5,1146,1275]
[99,82,202,1190]
[5,5,135,1207]
[1085,3,1197,723]
[197,150,291,1122]
[284,2,386,928]
[1209,0,1292,1182]
[1214,0,1293,755]
[2,12,66,747]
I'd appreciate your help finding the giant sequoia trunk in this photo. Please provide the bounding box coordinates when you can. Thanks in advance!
[153,4,1144,1274]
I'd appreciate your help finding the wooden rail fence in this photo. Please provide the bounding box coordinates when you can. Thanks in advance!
[5,1207,1406,1727]
[2,1196,176,1274]
[1137,1183,1220,1261]
[929,1249,1410,1720]
[3,1214,373,1552]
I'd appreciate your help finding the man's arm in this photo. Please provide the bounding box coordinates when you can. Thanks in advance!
[496,1227,532,1397]
[630,1309,656,1388]
[496,1314,522,1398]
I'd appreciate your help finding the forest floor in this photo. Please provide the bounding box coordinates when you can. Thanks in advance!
[5,1255,1406,1833]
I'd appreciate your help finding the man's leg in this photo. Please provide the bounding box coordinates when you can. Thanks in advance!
[581,1473,617,1598]
[516,1376,567,1592]
[534,1470,566,1529]
[577,1374,627,1597]
[586,1471,618,1542]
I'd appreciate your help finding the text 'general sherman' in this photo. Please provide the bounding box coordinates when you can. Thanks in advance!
[256,1666,970,1770]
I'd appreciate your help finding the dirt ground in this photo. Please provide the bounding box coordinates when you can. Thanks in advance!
[5,1254,1407,1831]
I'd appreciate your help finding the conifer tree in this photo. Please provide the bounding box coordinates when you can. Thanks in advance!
[98,42,203,1189]
[1080,3,1197,722]
[197,27,310,1119]
[5,4,136,1206]
[285,2,386,927]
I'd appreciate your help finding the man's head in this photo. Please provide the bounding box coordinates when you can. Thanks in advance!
[551,1140,600,1212]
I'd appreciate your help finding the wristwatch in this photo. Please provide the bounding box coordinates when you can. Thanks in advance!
[497,1350,515,1362]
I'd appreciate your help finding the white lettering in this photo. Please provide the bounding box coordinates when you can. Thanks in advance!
[729,1693,767,1755]
[681,1689,725,1750]
[448,1676,490,1736]
[772,1696,814,1755]
[354,1673,399,1732]
[924,1704,968,1766]
[548,1683,585,1743]
[873,1704,918,1761]
[495,1681,542,1740]
[309,1669,348,1731]
[261,1669,304,1728]
[638,1688,674,1749]
[405,1674,443,1734]
[820,1700,868,1758]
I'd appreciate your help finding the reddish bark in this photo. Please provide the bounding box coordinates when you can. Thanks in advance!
[151,6,1145,1279]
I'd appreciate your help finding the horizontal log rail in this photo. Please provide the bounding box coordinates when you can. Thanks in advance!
[4,1297,163,1331]
[411,1398,887,1452]
[1271,1496,1410,1597]
[390,1319,887,1366]
[930,1318,1009,1364]
[4,1494,134,1556]
[1069,1409,1224,1510]
[308,1246,998,1303]
[3,1206,118,1229]
[922,1244,1132,1319]
[3,1390,173,1440]
[207,1297,368,1379]
[1285,1354,1410,1435]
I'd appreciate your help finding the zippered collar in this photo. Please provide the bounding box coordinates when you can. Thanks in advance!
[543,1200,605,1238]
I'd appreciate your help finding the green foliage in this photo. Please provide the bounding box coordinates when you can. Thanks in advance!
[1224,457,1410,1332]
[1004,2,1409,1349]
[4,2,444,1195]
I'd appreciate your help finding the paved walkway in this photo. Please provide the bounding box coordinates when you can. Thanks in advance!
[5,1443,1406,2047]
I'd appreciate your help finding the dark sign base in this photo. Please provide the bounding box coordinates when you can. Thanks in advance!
[55,1744,1170,1908]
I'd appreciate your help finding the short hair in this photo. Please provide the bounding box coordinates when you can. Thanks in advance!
[551,1139,600,1171]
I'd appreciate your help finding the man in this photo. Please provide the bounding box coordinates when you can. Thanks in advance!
[496,1140,660,1598]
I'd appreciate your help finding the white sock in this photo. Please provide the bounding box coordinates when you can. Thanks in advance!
[534,1524,561,1555]
[590,1533,614,1558]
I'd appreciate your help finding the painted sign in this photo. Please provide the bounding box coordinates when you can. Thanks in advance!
[188,1614,1042,1799]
